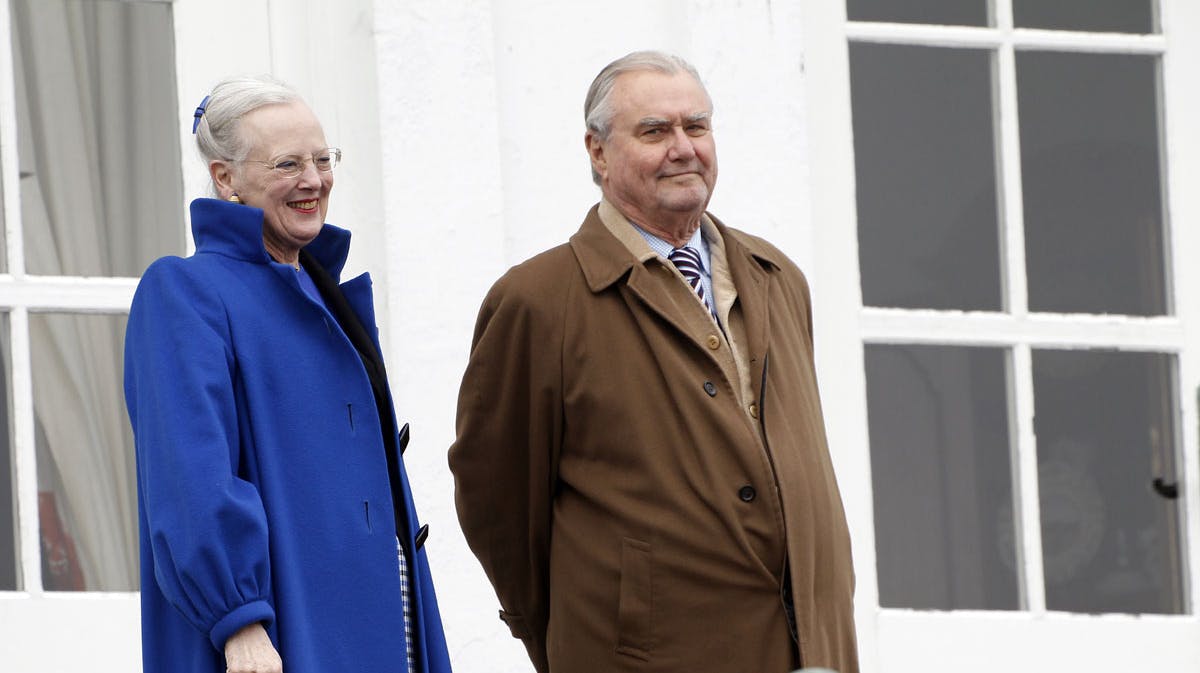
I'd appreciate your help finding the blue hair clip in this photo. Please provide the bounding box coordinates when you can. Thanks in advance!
[191,95,211,134]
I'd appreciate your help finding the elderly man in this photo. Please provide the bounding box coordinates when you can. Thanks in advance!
[449,51,858,673]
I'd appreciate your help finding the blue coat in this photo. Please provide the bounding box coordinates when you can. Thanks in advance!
[124,198,451,673]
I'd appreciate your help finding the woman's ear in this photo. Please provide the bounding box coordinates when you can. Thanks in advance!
[209,160,237,200]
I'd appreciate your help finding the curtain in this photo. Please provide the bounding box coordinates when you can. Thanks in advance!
[12,0,183,591]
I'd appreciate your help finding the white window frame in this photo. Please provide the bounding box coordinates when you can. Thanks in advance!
[803,1,1200,671]
[0,1,188,669]
[0,1,387,670]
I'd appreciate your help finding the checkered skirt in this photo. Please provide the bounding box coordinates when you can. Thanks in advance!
[397,538,416,673]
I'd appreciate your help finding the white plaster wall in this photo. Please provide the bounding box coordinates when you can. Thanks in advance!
[372,2,522,671]
[373,2,821,671]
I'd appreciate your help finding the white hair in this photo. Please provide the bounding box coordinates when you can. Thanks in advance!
[583,51,710,184]
[193,74,301,177]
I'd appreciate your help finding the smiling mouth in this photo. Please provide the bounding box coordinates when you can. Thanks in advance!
[288,199,318,212]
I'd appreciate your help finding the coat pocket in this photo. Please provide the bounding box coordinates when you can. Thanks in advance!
[615,537,653,660]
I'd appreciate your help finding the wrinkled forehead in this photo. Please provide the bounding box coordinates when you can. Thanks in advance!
[611,70,713,121]
[238,100,328,157]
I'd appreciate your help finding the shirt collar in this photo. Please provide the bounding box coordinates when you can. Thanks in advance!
[596,199,711,273]
[634,224,708,272]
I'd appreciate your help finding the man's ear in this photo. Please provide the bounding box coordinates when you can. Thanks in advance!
[585,131,606,181]
[209,160,237,200]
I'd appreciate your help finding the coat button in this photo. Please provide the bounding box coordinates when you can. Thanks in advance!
[706,334,720,350]
[738,485,757,502]
[749,403,758,419]
[703,381,717,397]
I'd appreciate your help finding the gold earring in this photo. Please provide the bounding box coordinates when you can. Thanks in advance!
[229,193,241,204]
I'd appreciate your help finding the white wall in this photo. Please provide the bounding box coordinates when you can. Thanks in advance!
[372,2,824,671]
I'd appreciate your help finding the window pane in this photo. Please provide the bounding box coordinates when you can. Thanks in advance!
[0,142,8,273]
[32,313,136,591]
[851,44,1003,311]
[847,0,990,26]
[1032,350,1184,615]
[1019,52,1167,316]
[866,344,1019,610]
[12,0,183,277]
[1014,0,1157,33]
[0,314,15,590]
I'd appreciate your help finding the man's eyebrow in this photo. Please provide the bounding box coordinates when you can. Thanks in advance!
[635,112,712,128]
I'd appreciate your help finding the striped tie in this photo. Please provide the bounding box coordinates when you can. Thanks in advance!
[668,246,717,320]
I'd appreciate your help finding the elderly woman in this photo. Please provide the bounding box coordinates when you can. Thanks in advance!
[124,75,451,673]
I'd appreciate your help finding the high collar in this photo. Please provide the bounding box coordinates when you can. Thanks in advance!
[190,198,351,282]
[569,202,781,293]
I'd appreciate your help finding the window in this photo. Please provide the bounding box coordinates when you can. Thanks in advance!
[803,0,1200,669]
[2,0,181,594]
[850,0,1184,616]
[847,0,1187,618]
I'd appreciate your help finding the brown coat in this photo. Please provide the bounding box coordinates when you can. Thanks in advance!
[449,205,858,673]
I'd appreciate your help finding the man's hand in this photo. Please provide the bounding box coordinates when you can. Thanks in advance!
[224,622,282,673]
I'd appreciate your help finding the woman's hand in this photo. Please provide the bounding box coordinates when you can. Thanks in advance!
[224,622,282,673]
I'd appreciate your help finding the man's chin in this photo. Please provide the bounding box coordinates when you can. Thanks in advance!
[659,190,710,214]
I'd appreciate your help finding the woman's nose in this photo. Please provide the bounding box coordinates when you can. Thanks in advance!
[295,159,323,187]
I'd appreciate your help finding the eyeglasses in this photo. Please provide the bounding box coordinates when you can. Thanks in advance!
[242,148,342,178]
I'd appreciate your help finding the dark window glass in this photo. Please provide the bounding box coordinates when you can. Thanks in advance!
[33,313,136,591]
[0,314,15,590]
[866,344,1019,610]
[0,139,7,272]
[848,0,989,26]
[1014,0,1157,33]
[851,44,1003,311]
[1018,52,1167,316]
[1033,349,1184,614]
[12,0,183,277]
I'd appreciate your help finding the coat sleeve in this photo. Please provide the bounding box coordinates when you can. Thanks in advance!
[124,258,275,650]
[448,271,565,673]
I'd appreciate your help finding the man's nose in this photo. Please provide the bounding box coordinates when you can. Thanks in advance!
[666,126,697,161]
